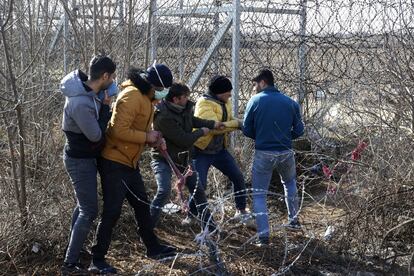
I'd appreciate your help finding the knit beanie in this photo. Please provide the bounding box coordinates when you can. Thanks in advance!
[146,64,173,88]
[208,75,232,95]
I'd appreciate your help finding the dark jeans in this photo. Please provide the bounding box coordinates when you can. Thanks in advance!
[63,154,98,264]
[91,158,159,260]
[150,159,215,231]
[193,149,247,214]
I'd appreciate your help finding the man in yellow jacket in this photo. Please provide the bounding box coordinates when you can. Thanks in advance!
[192,75,250,224]
[89,65,176,274]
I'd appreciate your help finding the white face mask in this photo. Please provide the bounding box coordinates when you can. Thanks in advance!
[152,60,170,100]
[154,88,169,100]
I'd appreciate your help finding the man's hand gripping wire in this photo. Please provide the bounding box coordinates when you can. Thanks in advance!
[150,135,193,212]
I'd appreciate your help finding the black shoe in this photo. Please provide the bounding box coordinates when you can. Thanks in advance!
[61,262,89,276]
[252,237,270,248]
[282,221,302,231]
[88,259,117,274]
[63,246,91,260]
[146,244,177,260]
[79,248,91,259]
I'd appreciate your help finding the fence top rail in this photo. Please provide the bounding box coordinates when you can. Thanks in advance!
[154,5,300,17]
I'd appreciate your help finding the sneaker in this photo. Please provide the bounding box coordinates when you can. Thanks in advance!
[233,209,250,221]
[252,237,270,248]
[283,221,302,231]
[88,259,117,274]
[61,262,88,276]
[181,216,193,226]
[233,209,255,227]
[244,219,257,230]
[146,244,177,260]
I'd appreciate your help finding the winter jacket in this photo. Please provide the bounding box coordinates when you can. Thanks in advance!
[101,80,153,168]
[194,94,240,151]
[151,100,215,168]
[60,70,110,158]
[243,86,304,151]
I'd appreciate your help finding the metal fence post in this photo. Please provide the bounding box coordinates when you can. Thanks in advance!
[232,0,241,118]
[149,0,157,65]
[231,0,241,148]
[178,0,184,79]
[298,0,308,118]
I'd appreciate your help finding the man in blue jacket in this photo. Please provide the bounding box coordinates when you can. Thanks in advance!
[243,69,304,247]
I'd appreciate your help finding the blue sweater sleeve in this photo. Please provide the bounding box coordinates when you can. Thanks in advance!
[291,101,304,139]
[243,97,257,139]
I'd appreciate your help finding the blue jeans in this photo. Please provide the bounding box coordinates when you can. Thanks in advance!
[150,159,172,225]
[150,159,214,231]
[193,149,246,214]
[252,149,299,239]
[63,154,98,264]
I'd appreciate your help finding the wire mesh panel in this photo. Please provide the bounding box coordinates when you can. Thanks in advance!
[152,0,306,114]
[151,0,414,134]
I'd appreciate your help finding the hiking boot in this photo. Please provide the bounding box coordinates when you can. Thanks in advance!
[88,259,117,274]
[283,221,302,231]
[61,262,89,276]
[146,243,177,260]
[252,237,270,248]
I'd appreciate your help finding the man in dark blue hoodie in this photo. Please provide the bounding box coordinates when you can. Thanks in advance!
[60,55,116,275]
[243,69,304,247]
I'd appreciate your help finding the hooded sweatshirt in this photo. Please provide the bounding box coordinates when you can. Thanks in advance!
[60,70,110,158]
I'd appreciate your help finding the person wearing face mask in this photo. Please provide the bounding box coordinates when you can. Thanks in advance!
[89,65,177,274]
[146,61,172,101]
[60,55,116,276]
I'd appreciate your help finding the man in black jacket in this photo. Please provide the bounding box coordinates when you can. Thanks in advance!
[150,82,222,230]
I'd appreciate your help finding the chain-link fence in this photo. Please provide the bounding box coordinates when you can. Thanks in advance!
[43,0,414,133]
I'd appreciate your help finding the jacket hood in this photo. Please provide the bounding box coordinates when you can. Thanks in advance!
[120,79,135,89]
[120,79,155,101]
[155,99,195,114]
[60,70,96,98]
[203,93,225,105]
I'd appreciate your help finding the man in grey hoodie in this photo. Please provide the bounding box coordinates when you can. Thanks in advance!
[60,55,116,275]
